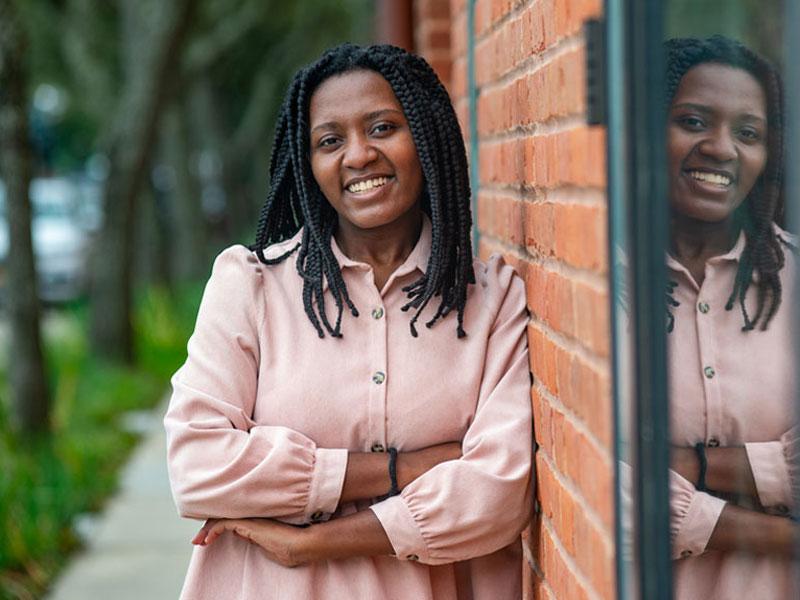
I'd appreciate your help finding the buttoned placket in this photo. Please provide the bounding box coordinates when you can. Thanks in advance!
[366,269,389,454]
[667,253,724,450]
[695,261,724,448]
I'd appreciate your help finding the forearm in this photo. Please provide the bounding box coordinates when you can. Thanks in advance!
[340,453,393,503]
[672,446,757,497]
[706,504,797,556]
[301,509,394,561]
[340,443,461,504]
[705,447,758,497]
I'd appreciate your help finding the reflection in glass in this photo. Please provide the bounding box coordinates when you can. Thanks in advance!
[663,35,799,598]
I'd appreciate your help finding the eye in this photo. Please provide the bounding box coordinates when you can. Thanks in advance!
[737,126,763,142]
[317,135,341,149]
[677,115,706,130]
[370,122,396,136]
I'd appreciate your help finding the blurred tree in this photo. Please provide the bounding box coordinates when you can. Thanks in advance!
[0,0,51,432]
[86,0,197,363]
[667,0,783,65]
[10,0,372,364]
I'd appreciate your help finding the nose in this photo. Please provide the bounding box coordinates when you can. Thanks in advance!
[697,126,737,162]
[342,134,379,169]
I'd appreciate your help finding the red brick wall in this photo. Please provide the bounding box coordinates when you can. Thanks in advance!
[415,1,615,598]
[413,0,453,88]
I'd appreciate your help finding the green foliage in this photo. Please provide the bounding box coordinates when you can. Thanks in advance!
[666,0,784,65]
[0,284,201,599]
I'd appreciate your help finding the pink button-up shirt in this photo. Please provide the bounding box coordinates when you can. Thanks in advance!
[667,226,799,599]
[165,217,533,599]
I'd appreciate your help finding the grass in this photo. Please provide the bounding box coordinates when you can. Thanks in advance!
[0,283,202,600]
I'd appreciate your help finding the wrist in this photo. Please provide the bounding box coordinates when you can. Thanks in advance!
[299,524,326,562]
[395,451,416,489]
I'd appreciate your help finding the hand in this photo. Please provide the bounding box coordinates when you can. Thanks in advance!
[670,446,699,485]
[399,442,462,487]
[192,518,311,568]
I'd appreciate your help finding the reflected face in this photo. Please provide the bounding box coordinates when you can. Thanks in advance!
[308,69,424,232]
[667,63,768,223]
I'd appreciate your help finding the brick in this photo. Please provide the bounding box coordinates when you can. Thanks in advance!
[427,0,614,596]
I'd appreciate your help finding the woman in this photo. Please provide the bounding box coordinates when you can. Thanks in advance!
[164,44,532,600]
[663,36,799,598]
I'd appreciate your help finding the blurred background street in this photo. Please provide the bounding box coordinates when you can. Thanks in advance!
[0,1,373,598]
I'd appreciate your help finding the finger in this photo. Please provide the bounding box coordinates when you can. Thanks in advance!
[202,520,232,546]
[191,519,217,545]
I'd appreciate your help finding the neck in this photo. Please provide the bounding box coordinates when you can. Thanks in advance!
[334,207,424,270]
[670,211,741,263]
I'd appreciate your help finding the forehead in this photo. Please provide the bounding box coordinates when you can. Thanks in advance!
[309,69,403,125]
[672,63,767,118]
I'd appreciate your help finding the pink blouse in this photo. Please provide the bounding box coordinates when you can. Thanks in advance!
[667,226,799,599]
[164,217,533,599]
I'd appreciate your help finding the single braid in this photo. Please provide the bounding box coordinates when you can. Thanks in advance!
[664,36,786,331]
[250,44,475,338]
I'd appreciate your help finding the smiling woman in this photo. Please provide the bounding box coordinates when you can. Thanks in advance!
[164,44,532,600]
[661,36,799,599]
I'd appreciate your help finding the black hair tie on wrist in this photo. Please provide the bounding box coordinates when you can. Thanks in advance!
[388,447,400,497]
[694,442,708,492]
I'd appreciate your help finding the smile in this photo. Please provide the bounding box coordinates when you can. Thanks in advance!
[346,177,390,194]
[688,170,732,187]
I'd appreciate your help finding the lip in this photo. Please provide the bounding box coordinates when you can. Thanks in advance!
[342,176,395,201]
[683,166,736,182]
[342,173,395,191]
[681,166,736,197]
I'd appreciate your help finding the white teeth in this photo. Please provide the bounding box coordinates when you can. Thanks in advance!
[689,171,731,186]
[346,177,389,193]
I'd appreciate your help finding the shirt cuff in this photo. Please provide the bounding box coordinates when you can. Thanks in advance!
[745,441,793,509]
[370,495,430,563]
[672,491,726,560]
[304,448,348,522]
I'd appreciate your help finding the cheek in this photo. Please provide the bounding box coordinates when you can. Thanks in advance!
[666,130,691,170]
[310,156,337,195]
[737,149,768,196]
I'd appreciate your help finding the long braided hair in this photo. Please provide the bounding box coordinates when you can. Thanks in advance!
[665,36,787,331]
[250,44,474,339]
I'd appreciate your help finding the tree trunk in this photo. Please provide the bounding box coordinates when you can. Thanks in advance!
[163,98,208,281]
[0,0,50,432]
[89,0,197,363]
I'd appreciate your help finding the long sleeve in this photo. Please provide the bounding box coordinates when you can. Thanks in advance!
[744,427,798,510]
[370,262,533,565]
[670,470,726,560]
[164,246,347,523]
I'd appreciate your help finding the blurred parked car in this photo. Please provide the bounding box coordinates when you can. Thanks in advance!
[0,176,97,303]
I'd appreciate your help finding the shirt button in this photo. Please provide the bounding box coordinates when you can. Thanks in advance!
[310,511,324,522]
[708,438,720,447]
[698,302,710,314]
[371,307,384,319]
[703,366,715,379]
[371,443,385,453]
[372,371,386,384]
[406,554,419,561]
[680,550,692,559]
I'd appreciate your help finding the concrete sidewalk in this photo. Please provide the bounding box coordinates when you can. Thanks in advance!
[47,404,198,600]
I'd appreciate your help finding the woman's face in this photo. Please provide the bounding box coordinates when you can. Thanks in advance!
[308,69,424,232]
[667,63,768,223]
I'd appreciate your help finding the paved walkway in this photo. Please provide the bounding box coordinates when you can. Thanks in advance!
[47,402,198,600]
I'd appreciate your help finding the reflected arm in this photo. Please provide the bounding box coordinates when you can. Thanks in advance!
[706,504,798,556]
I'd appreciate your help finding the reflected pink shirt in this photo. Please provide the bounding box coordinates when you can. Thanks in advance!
[164,217,533,599]
[667,226,799,599]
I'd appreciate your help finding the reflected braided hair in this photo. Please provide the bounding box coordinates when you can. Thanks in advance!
[250,44,474,338]
[665,35,786,331]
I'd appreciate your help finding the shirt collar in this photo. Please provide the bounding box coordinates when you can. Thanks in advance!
[666,228,747,276]
[325,214,432,291]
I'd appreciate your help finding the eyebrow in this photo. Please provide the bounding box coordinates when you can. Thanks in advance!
[671,102,766,124]
[310,108,405,135]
